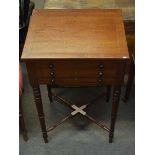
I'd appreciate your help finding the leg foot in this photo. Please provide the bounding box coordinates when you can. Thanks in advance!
[23,132,28,141]
[109,133,113,143]
[43,136,48,143]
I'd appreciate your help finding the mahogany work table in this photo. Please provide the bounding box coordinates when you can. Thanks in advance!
[21,9,129,143]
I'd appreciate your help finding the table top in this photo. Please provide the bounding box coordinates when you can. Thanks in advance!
[21,9,129,60]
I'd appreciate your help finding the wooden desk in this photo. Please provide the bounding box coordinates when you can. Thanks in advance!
[21,9,129,143]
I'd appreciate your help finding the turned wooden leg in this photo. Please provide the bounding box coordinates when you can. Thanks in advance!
[19,97,28,141]
[32,86,48,143]
[106,85,111,102]
[123,61,135,102]
[109,86,121,143]
[47,84,52,103]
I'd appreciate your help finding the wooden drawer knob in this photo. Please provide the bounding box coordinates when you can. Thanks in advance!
[50,72,54,76]
[99,71,103,76]
[50,78,55,83]
[74,78,78,81]
[49,64,54,69]
[99,64,104,69]
[98,78,103,83]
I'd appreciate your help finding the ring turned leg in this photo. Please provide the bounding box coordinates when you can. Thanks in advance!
[32,86,48,143]
[47,84,52,103]
[109,86,121,143]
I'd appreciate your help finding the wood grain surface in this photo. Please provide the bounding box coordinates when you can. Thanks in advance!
[21,9,129,60]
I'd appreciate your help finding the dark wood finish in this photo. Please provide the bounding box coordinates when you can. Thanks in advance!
[25,60,126,86]
[123,20,135,102]
[21,9,129,143]
[123,58,135,102]
[19,97,28,141]
[47,85,52,103]
[124,20,135,35]
[109,86,121,143]
[32,86,48,143]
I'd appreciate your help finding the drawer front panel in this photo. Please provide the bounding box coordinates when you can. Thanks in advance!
[35,60,125,85]
[38,77,123,86]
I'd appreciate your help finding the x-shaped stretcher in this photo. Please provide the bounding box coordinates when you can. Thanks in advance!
[47,92,110,134]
